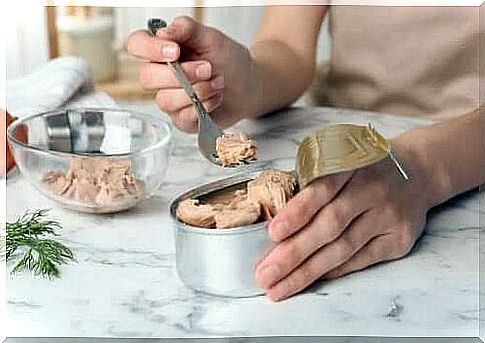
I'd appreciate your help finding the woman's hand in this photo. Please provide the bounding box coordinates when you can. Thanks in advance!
[126,7,329,133]
[126,16,257,133]
[254,134,443,302]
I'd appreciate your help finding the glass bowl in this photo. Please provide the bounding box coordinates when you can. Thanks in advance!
[7,108,172,213]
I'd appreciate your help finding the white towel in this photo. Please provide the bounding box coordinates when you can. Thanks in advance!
[6,56,134,154]
[6,56,116,117]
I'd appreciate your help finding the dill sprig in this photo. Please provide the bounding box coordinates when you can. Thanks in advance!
[5,209,75,279]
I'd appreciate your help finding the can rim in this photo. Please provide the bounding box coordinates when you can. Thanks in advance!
[169,169,275,235]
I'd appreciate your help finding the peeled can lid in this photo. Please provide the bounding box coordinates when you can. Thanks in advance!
[295,123,391,188]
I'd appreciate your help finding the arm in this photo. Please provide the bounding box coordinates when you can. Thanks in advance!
[249,6,328,117]
[397,107,483,208]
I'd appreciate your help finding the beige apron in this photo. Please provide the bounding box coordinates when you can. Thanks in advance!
[308,6,479,121]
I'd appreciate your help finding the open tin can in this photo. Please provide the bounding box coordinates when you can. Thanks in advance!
[170,169,273,297]
[169,124,406,298]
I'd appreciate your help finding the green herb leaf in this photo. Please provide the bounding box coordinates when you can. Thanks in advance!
[6,209,75,279]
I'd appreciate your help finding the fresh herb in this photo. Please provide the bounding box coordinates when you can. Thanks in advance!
[5,209,74,279]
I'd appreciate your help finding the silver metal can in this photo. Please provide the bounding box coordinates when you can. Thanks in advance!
[169,169,273,298]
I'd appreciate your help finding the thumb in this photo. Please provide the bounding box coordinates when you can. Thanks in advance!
[156,16,222,52]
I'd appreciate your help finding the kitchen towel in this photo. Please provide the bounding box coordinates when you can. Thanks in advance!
[6,56,116,117]
[6,56,134,156]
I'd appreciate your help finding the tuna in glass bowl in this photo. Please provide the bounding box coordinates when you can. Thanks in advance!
[7,108,172,213]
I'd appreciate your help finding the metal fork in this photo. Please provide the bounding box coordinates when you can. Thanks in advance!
[147,18,223,166]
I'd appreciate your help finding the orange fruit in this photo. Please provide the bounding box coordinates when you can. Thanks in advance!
[3,110,27,175]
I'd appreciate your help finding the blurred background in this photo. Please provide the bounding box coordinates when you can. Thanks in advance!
[6,2,330,107]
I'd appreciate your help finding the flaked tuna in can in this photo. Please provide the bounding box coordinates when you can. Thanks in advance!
[170,169,290,297]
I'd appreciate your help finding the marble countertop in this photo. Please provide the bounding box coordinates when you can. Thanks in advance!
[5,107,482,338]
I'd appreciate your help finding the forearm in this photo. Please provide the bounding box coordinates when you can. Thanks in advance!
[246,6,327,117]
[396,108,483,208]
[248,42,314,117]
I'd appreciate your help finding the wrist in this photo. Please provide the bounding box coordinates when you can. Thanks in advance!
[392,129,453,209]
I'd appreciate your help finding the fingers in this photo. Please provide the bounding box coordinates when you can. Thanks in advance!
[268,171,353,242]
[169,93,224,134]
[265,212,380,302]
[154,73,225,133]
[156,15,223,52]
[322,234,397,280]
[255,176,375,289]
[155,78,224,112]
[127,16,225,62]
[126,30,180,62]
[172,104,241,134]
[322,212,420,282]
[139,61,213,90]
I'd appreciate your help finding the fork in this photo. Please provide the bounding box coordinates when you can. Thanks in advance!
[147,18,224,166]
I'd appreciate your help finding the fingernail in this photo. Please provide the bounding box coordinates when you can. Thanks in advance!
[156,26,176,36]
[270,220,289,241]
[210,75,224,91]
[257,264,280,288]
[267,289,285,302]
[161,43,178,58]
[253,242,276,272]
[270,283,290,302]
[195,63,211,79]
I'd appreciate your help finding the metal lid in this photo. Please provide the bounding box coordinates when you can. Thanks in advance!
[295,123,391,188]
[45,109,106,153]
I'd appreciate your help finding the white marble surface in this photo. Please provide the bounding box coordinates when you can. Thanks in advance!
[5,107,482,338]
[4,338,483,343]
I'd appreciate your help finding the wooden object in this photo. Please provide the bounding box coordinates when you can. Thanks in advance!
[95,55,156,100]
[45,6,59,59]
[193,0,204,22]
